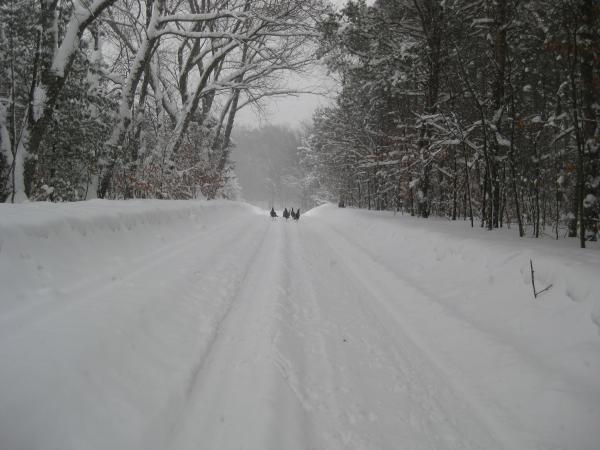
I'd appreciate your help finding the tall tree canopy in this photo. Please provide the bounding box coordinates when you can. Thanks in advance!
[0,0,326,201]
[301,0,599,247]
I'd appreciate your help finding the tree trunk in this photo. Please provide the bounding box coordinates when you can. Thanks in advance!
[25,0,117,197]
[452,147,458,220]
[490,0,509,229]
[578,0,599,241]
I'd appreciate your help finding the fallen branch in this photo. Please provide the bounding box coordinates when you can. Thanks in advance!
[530,259,553,299]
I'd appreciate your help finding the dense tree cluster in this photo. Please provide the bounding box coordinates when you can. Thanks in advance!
[0,0,324,202]
[301,0,599,246]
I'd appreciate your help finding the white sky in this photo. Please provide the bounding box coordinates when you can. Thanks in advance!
[236,66,339,129]
[236,0,355,129]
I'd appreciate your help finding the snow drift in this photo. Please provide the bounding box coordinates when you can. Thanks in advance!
[0,200,599,450]
[0,200,262,450]
[0,200,257,317]
[308,204,600,449]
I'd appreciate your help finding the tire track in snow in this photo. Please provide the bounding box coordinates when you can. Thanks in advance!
[165,220,314,450]
[296,219,509,450]
[0,217,256,342]
[327,219,600,398]
[281,221,376,449]
[148,218,274,450]
[307,218,525,449]
[317,217,600,449]
[265,221,316,450]
[0,215,268,450]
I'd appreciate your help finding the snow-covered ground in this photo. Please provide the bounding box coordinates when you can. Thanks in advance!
[0,200,599,450]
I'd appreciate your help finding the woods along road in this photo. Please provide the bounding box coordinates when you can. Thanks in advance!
[1,202,599,450]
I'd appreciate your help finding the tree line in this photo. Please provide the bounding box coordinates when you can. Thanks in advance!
[299,0,599,247]
[0,0,324,202]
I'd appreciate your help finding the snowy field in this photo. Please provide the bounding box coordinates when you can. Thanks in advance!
[0,200,599,450]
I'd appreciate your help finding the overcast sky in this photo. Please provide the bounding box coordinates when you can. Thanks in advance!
[236,0,354,129]
[236,67,339,129]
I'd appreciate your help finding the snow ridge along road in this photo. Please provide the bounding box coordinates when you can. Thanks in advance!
[1,200,599,450]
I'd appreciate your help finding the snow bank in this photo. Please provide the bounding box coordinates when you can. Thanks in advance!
[0,199,265,450]
[0,199,258,318]
[308,204,600,335]
[308,204,600,448]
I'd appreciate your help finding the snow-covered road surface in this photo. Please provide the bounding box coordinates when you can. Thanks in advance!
[1,201,599,450]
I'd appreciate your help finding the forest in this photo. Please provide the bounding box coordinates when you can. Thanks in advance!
[1,0,599,247]
[0,0,324,203]
[299,0,599,247]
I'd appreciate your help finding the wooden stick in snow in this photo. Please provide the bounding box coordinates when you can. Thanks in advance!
[530,259,553,299]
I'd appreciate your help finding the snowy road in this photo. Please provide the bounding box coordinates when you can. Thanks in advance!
[168,218,501,450]
[1,201,599,450]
